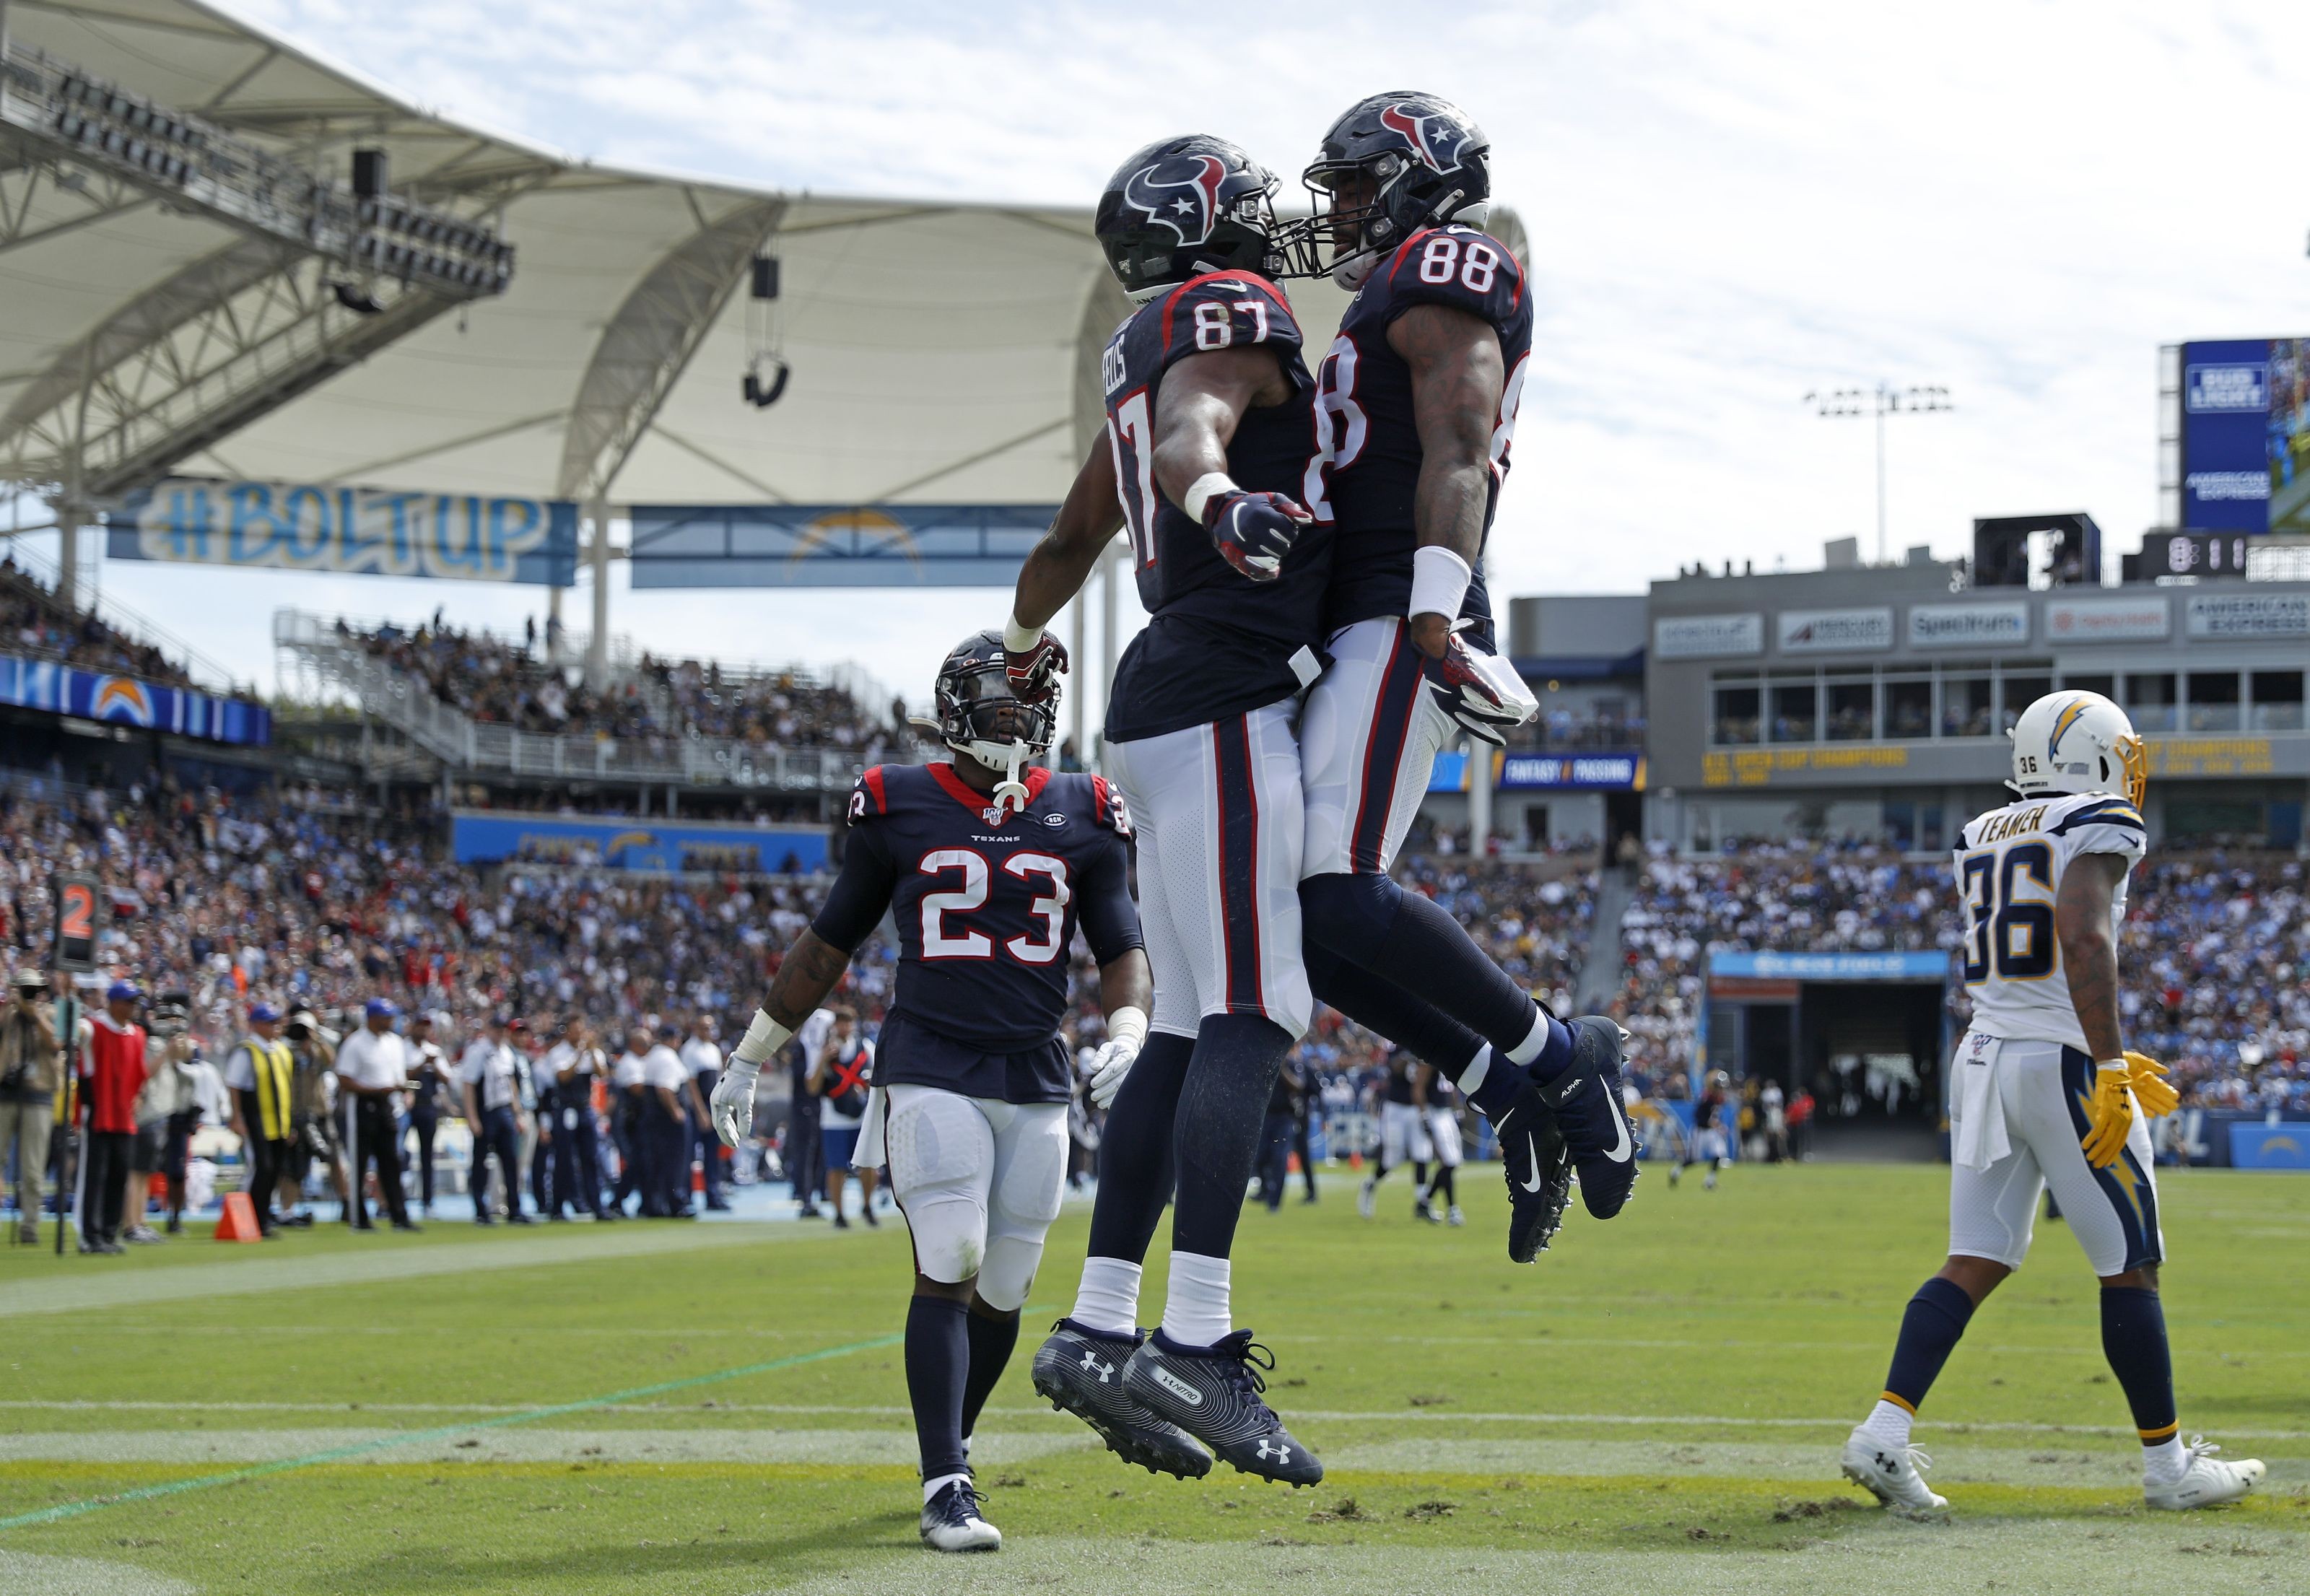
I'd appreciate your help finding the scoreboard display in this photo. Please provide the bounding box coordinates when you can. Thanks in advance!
[2178,337,2310,533]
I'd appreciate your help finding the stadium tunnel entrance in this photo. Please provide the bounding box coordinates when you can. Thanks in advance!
[1702,951,1954,1160]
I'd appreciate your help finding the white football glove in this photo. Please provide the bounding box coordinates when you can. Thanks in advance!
[1086,1006,1149,1110]
[1420,628,1538,748]
[711,1060,762,1148]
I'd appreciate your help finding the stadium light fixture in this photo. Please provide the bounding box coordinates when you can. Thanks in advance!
[1804,383,1953,564]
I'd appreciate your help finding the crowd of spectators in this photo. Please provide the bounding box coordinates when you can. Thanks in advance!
[1,554,196,687]
[343,614,894,754]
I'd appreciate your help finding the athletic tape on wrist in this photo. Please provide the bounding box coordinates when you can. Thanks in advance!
[1003,614,1042,654]
[1107,1006,1149,1050]
[1409,545,1473,622]
[732,1008,792,1067]
[1182,472,1238,525]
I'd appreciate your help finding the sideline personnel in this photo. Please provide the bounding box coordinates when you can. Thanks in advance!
[335,998,419,1232]
[2,969,60,1243]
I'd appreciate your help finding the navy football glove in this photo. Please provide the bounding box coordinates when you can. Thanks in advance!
[1419,631,1538,747]
[1203,489,1312,583]
[1003,630,1068,696]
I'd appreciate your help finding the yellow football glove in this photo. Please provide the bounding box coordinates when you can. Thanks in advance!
[2123,1050,2179,1119]
[2080,1060,2135,1169]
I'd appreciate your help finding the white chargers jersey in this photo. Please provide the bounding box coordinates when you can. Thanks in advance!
[1954,790,2146,1052]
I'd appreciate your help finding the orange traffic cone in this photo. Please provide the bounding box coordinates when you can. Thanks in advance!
[214,1192,264,1242]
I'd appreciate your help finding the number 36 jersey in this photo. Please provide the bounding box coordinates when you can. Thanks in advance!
[1101,270,1331,744]
[1307,225,1533,650]
[1954,791,2146,1053]
[808,762,1142,1102]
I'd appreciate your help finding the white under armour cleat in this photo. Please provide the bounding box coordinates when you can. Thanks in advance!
[1842,1426,1948,1513]
[2145,1436,2265,1510]
[1357,1177,1376,1218]
[920,1478,1001,1552]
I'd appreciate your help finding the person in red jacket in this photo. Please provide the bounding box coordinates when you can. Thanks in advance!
[80,980,149,1254]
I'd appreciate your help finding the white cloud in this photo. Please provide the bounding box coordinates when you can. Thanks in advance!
[82,0,2310,707]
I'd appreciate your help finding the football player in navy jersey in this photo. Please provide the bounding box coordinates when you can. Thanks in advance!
[1277,92,1643,1236]
[710,632,1151,1554]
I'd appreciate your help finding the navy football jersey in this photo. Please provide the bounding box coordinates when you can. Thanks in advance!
[809,762,1141,1103]
[1304,224,1534,648]
[1101,269,1331,743]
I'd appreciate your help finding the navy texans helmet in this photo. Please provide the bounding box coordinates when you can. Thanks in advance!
[1095,135,1286,302]
[926,629,1060,772]
[1295,92,1492,288]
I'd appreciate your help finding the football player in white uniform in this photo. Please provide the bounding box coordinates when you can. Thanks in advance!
[1841,692,2263,1515]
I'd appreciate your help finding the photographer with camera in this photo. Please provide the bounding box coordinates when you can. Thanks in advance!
[460,1011,531,1226]
[404,1012,453,1218]
[808,1006,878,1230]
[3,969,61,1244]
[224,1002,295,1239]
[128,993,202,1240]
[283,1008,346,1227]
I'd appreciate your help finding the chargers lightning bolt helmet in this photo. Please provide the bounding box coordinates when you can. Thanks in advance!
[1294,91,1493,289]
[2008,690,2147,808]
[1096,135,1288,302]
[923,630,1062,814]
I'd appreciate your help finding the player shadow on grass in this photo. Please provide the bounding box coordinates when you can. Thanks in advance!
[337,1509,923,1590]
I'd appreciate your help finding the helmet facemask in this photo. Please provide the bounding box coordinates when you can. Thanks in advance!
[935,658,1058,815]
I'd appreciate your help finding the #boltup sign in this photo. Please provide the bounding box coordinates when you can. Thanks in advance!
[106,478,580,586]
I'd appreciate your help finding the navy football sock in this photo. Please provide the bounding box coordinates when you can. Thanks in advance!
[2100,1286,2178,1447]
[1880,1276,1976,1415]
[906,1293,971,1486]
[1084,1031,1192,1264]
[959,1299,1020,1442]
[1302,873,1559,1070]
[1169,1013,1291,1259]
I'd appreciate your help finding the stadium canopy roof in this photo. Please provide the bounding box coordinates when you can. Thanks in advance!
[0,0,1167,510]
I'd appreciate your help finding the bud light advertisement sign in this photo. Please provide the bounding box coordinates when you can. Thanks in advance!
[2178,338,2310,533]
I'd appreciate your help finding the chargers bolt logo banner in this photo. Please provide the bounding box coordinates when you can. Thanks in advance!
[1123,154,1226,245]
[90,677,154,726]
[1379,103,1473,175]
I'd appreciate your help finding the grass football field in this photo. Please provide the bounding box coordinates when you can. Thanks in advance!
[1,1162,2304,1595]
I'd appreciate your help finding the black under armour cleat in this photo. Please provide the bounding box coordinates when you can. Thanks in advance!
[1122,1329,1322,1486]
[1030,1320,1212,1479]
[919,1476,1001,1552]
[1536,1016,1642,1219]
[1493,1084,1574,1263]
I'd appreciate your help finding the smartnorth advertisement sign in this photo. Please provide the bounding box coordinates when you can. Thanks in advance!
[2178,338,2310,533]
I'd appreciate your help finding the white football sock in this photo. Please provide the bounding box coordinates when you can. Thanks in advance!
[1071,1256,1141,1336]
[923,1470,971,1505]
[1506,1006,1550,1066]
[1860,1398,1913,1448]
[2143,1435,2186,1483]
[1159,1252,1232,1348]
[1457,1043,1494,1096]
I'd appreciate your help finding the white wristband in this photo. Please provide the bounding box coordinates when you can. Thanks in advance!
[1003,613,1041,654]
[1182,472,1238,524]
[1106,1006,1149,1050]
[732,1008,794,1067]
[1409,545,1473,623]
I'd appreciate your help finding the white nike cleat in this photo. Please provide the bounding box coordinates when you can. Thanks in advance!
[1842,1427,1948,1514]
[1357,1177,1376,1218]
[2145,1436,2265,1510]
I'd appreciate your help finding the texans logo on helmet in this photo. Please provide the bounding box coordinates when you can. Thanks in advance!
[1379,103,1473,175]
[1123,154,1226,245]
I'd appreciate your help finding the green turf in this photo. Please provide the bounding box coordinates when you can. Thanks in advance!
[1,1163,2304,1593]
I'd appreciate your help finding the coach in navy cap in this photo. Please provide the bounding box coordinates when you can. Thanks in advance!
[334,998,417,1231]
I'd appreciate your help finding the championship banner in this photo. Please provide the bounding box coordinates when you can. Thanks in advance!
[0,653,271,746]
[105,478,579,586]
[627,504,1058,588]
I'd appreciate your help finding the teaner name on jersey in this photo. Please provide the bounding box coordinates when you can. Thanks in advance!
[1974,804,2049,845]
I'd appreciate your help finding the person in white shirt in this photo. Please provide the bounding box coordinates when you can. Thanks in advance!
[642,1024,702,1218]
[610,1031,652,1217]
[460,1012,531,1226]
[808,1006,879,1230]
[333,998,415,1231]
[542,1019,607,1219]
[680,1016,731,1211]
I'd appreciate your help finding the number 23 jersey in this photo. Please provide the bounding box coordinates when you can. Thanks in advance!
[1307,225,1533,650]
[1954,790,2145,1053]
[808,763,1141,1099]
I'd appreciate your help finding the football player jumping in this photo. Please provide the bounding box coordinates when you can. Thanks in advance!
[1839,691,2262,1516]
[711,634,1150,1553]
[1273,92,1641,1244]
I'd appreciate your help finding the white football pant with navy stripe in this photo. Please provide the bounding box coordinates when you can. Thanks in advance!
[1299,617,1460,880]
[1105,697,1312,1041]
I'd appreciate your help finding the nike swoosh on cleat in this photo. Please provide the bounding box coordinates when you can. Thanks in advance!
[1518,1135,1546,1192]
[1602,1096,1634,1163]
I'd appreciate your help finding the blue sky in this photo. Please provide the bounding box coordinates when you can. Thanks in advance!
[63,0,2310,703]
